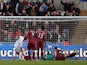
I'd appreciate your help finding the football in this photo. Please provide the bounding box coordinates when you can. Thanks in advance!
[24,56,29,60]
[48,45,52,49]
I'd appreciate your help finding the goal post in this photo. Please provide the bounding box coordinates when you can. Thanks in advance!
[0,16,87,60]
[0,16,87,43]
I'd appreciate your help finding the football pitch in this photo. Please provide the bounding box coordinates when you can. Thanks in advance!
[0,60,87,65]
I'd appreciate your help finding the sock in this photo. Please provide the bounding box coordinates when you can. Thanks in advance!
[19,52,22,60]
[33,51,35,60]
[41,49,44,59]
[22,55,24,60]
[37,49,39,59]
[28,51,31,60]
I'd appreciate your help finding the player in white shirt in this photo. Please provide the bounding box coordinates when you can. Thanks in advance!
[14,36,24,60]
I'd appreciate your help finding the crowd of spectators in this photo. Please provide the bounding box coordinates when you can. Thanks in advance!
[0,19,76,43]
[0,0,80,16]
[0,0,81,43]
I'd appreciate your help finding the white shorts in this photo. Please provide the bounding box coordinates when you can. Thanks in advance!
[14,41,23,53]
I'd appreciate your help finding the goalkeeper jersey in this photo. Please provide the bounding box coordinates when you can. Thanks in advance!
[45,54,54,60]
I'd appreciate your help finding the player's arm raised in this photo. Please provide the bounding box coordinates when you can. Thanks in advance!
[47,31,52,39]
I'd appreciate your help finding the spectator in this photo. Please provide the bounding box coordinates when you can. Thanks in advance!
[0,0,3,15]
[61,0,74,12]
[23,0,28,5]
[4,0,13,7]
[24,1,32,16]
[64,11,69,16]
[10,31,15,42]
[32,22,37,31]
[48,3,56,12]
[45,21,51,41]
[72,5,80,16]
[45,21,49,30]
[6,23,10,30]
[69,11,73,16]
[10,21,17,33]
[0,0,80,16]
[1,29,4,41]
[15,0,25,15]
[39,2,48,13]
[30,0,35,6]
[72,10,77,16]
[57,10,62,16]
[52,11,58,16]
[61,29,70,42]
[7,32,12,42]
[60,10,65,16]
[35,3,39,16]
[45,11,50,16]
[31,6,37,16]
[50,22,57,32]
[63,40,70,46]
[4,0,14,14]
[16,29,22,37]
[2,4,13,16]
[47,22,58,42]
[39,8,46,16]
[58,34,61,42]
[3,30,8,42]
[10,0,18,15]
[36,0,42,7]
[50,11,53,16]
[21,9,28,16]
[11,0,19,7]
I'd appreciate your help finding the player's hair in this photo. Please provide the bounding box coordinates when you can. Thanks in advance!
[41,26,45,30]
[55,47,57,49]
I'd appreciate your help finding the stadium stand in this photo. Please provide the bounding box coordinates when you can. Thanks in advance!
[0,0,81,16]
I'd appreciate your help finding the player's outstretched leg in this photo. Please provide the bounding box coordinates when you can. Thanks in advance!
[68,53,76,57]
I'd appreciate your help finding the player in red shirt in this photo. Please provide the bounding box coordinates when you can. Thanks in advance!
[36,26,52,60]
[54,47,76,60]
[24,26,36,60]
[36,26,46,60]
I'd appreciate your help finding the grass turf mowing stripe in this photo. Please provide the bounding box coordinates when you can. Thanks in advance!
[0,60,87,65]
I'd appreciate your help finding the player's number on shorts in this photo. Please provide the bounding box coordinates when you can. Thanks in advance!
[38,33,44,39]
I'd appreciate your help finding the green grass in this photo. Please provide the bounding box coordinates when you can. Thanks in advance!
[0,60,87,65]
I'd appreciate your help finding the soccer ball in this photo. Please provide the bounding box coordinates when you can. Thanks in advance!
[23,50,29,60]
[48,45,52,49]
[24,56,29,60]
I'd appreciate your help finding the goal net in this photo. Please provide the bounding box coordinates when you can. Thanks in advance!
[0,16,87,60]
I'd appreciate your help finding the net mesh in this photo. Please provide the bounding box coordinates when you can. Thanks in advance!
[0,16,87,45]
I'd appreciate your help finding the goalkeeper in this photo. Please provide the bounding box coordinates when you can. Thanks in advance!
[44,51,55,60]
